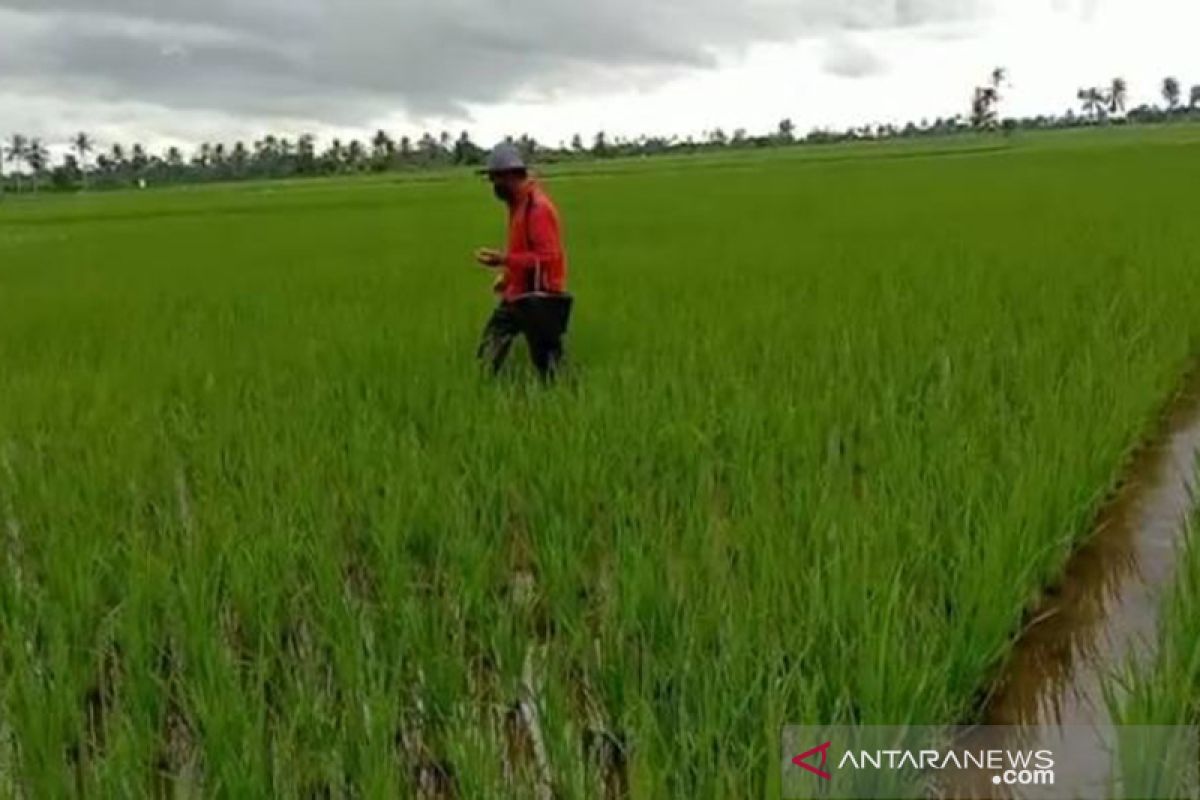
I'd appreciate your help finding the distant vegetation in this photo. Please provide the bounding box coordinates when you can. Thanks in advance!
[3,72,1199,194]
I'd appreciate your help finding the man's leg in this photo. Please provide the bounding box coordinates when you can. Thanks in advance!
[525,295,572,381]
[528,330,564,381]
[477,304,520,375]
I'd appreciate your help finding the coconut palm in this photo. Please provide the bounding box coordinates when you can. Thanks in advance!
[72,133,94,165]
[195,142,213,169]
[324,139,345,172]
[971,86,1000,129]
[592,131,609,155]
[296,134,316,173]
[416,133,440,163]
[72,132,94,188]
[129,144,149,182]
[777,118,796,143]
[453,130,485,165]
[4,134,28,192]
[230,141,249,175]
[970,68,1006,130]
[371,129,394,164]
[1108,78,1127,115]
[24,138,50,193]
[346,139,366,171]
[1077,87,1106,121]
[1162,76,1181,110]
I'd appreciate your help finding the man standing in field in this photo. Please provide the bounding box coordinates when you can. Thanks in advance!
[474,143,572,380]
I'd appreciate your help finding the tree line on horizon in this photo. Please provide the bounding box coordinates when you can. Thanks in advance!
[3,74,1199,194]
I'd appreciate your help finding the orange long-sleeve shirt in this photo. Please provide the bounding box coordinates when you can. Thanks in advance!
[501,181,568,302]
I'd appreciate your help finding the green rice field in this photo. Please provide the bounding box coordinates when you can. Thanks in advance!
[1,127,1199,797]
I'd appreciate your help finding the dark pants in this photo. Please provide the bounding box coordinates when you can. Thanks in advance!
[477,300,568,380]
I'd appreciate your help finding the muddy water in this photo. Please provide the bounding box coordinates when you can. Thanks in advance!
[987,376,1200,729]
[948,373,1200,797]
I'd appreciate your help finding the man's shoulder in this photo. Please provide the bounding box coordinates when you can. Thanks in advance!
[530,185,560,217]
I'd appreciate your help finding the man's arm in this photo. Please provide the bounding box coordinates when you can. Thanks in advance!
[504,203,561,270]
[475,247,504,267]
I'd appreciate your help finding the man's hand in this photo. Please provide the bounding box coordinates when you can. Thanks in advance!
[474,247,505,268]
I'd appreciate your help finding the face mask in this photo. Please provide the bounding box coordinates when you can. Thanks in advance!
[492,183,513,203]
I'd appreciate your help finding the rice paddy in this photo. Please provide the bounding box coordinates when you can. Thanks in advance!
[1,126,1199,797]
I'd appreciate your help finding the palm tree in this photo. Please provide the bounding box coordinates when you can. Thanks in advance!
[296,134,316,174]
[210,143,227,178]
[777,118,796,143]
[4,134,28,192]
[1108,78,1127,115]
[195,142,213,169]
[72,132,94,188]
[454,130,483,165]
[165,146,184,168]
[371,129,395,167]
[1162,76,1181,110]
[24,138,49,193]
[1077,87,1107,121]
[516,134,538,160]
[416,133,440,163]
[971,68,1006,130]
[231,141,249,175]
[132,143,148,168]
[253,137,278,176]
[971,86,1000,129]
[325,139,345,173]
[61,154,81,186]
[346,139,366,171]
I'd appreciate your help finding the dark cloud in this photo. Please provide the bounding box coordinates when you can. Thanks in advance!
[0,0,987,126]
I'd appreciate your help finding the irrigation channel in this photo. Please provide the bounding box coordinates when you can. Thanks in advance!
[946,370,1200,799]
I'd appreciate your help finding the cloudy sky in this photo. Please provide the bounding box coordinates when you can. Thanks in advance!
[1,0,1198,154]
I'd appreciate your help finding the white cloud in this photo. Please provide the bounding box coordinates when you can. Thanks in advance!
[822,35,888,79]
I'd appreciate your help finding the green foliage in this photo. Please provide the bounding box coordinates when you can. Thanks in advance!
[1,129,1199,796]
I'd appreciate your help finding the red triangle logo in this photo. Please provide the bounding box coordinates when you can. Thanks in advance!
[792,741,833,780]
